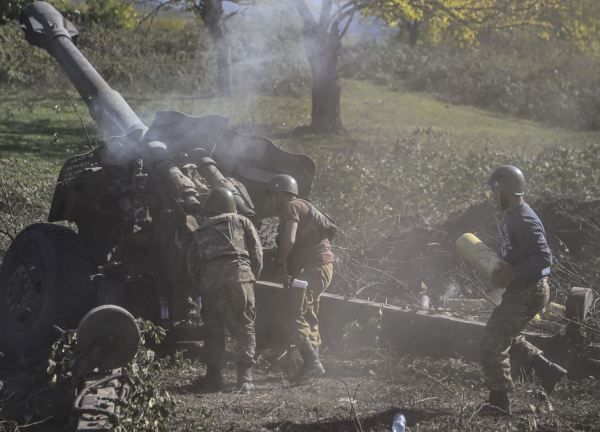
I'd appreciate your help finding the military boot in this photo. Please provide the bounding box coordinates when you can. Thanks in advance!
[237,364,255,393]
[295,337,325,381]
[199,364,224,391]
[479,390,512,416]
[531,354,567,394]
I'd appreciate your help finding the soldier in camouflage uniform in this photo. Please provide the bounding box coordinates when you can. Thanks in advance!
[480,165,567,415]
[265,174,336,380]
[187,188,263,393]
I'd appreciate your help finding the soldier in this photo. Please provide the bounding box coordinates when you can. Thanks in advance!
[265,174,336,380]
[187,188,263,393]
[480,165,567,415]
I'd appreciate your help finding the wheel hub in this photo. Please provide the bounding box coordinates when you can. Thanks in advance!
[6,263,44,329]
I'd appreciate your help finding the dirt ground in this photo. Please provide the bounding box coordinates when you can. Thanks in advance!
[161,346,600,432]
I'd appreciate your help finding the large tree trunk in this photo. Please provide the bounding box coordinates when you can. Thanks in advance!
[203,0,231,96]
[302,27,343,134]
[407,21,420,47]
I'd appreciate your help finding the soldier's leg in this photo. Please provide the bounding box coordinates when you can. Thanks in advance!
[200,289,227,389]
[481,280,548,391]
[509,280,565,393]
[302,263,333,348]
[510,279,550,367]
[226,281,256,366]
[283,271,327,380]
[225,281,256,391]
[285,278,311,346]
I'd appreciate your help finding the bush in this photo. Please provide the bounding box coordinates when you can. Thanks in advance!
[0,20,214,94]
[301,128,600,243]
[0,5,310,98]
[340,34,600,130]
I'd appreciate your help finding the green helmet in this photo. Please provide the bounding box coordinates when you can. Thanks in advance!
[266,174,298,196]
[487,165,525,195]
[204,188,236,214]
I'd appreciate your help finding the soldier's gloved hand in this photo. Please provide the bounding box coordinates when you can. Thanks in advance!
[491,263,516,288]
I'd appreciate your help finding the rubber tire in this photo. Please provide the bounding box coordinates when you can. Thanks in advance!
[0,223,94,363]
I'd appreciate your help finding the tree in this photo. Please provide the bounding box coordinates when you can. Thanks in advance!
[292,0,375,134]
[186,1,240,96]
[139,1,243,96]
[292,0,571,134]
[369,0,568,47]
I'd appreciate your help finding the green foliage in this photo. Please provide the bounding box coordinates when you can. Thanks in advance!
[367,0,564,45]
[0,0,30,25]
[0,0,80,25]
[0,20,213,92]
[0,157,55,255]
[83,0,139,30]
[114,319,173,432]
[47,319,174,432]
[303,126,600,244]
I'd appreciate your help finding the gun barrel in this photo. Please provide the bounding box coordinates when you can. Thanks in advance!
[20,2,147,139]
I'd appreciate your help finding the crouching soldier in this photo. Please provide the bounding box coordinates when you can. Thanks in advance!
[187,188,263,393]
[480,165,566,415]
[265,174,336,380]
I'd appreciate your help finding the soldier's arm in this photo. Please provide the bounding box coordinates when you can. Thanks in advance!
[244,219,264,278]
[185,237,202,294]
[512,215,552,284]
[277,220,297,275]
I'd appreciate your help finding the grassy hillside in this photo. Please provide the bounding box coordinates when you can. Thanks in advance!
[3,78,600,252]
[3,79,597,159]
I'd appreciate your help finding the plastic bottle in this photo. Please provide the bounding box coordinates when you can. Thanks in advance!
[391,413,406,432]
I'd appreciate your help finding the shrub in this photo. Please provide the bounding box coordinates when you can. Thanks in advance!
[340,34,600,131]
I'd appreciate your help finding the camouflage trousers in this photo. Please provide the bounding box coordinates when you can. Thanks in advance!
[286,262,334,348]
[201,280,256,367]
[480,278,550,392]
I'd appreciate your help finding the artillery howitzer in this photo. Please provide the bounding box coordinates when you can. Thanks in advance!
[0,2,315,428]
[0,1,315,360]
[2,2,600,430]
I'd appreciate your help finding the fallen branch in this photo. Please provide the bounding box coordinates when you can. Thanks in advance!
[408,363,453,393]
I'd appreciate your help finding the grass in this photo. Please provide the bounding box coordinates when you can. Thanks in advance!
[3,77,600,248]
[3,78,598,161]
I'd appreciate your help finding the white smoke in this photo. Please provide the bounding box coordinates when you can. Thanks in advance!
[440,281,459,307]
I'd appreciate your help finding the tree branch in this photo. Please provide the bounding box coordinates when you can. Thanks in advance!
[339,12,355,39]
[292,0,317,27]
[319,0,333,27]
[330,0,375,36]
[133,0,176,33]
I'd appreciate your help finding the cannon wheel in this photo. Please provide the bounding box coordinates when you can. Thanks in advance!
[0,223,94,362]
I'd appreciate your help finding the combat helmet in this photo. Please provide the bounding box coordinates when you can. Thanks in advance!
[487,165,525,196]
[204,188,236,214]
[266,174,298,196]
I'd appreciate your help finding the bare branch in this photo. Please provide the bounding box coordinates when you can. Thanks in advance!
[339,12,355,39]
[292,0,317,27]
[66,94,94,151]
[133,0,175,33]
[408,363,453,393]
[319,0,333,27]
[223,10,239,22]
[0,228,15,243]
[330,0,376,35]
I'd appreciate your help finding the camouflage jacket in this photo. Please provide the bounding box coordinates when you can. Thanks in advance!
[187,213,263,290]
